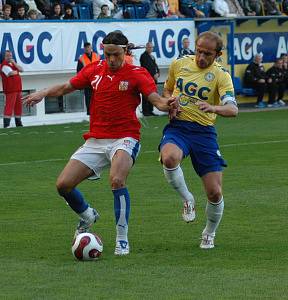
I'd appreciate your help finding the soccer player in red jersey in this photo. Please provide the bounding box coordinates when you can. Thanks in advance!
[23,31,177,256]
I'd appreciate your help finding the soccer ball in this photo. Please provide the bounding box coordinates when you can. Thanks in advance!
[72,233,103,261]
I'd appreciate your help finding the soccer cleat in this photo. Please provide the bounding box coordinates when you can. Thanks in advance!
[74,208,99,238]
[114,240,130,256]
[200,234,215,249]
[182,201,196,223]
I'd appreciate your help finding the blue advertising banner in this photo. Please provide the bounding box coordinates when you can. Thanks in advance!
[233,32,288,64]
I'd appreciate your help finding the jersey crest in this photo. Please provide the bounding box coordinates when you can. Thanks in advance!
[119,81,129,91]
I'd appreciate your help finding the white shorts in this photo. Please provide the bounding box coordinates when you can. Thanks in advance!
[70,137,141,180]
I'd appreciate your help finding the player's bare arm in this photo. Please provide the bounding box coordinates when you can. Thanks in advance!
[162,86,173,98]
[196,101,238,117]
[23,82,75,107]
[147,93,179,116]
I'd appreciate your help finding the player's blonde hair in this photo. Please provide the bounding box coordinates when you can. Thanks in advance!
[196,31,223,53]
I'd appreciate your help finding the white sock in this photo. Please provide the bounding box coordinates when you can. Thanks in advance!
[163,165,195,205]
[79,207,94,222]
[203,197,224,237]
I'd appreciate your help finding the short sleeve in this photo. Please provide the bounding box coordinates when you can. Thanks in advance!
[70,64,93,90]
[218,71,237,105]
[164,60,176,91]
[136,68,157,97]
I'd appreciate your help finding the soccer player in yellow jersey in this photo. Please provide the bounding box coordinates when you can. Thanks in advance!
[159,31,238,249]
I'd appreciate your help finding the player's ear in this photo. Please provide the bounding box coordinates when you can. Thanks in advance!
[216,51,222,58]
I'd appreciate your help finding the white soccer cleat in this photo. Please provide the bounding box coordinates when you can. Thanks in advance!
[200,234,215,249]
[182,201,196,223]
[114,240,130,256]
[74,208,100,238]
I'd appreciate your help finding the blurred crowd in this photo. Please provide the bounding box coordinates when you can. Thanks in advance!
[0,0,287,20]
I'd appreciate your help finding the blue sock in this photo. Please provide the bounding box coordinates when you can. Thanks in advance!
[113,187,130,241]
[61,188,88,214]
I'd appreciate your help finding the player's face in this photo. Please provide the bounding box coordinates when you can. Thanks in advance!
[84,45,92,54]
[183,40,190,49]
[195,38,218,69]
[104,45,125,71]
[4,51,12,62]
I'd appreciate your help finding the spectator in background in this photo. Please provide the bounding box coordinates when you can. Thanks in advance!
[48,2,63,19]
[281,53,288,92]
[243,54,267,108]
[239,0,263,16]
[0,4,13,19]
[97,4,111,18]
[178,37,194,58]
[263,0,281,15]
[146,0,168,18]
[0,50,24,128]
[27,8,38,18]
[14,2,28,19]
[62,3,77,19]
[226,0,245,16]
[140,42,160,115]
[93,0,113,19]
[283,0,288,14]
[266,58,286,107]
[25,0,42,15]
[167,0,185,17]
[111,0,123,18]
[180,0,209,18]
[212,0,237,17]
[76,42,100,115]
[34,0,51,17]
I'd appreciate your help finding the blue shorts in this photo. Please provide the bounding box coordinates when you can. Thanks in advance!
[159,120,227,177]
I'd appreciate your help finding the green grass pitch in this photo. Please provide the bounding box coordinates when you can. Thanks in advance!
[0,110,287,299]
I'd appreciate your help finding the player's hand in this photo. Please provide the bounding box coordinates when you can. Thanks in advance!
[196,101,216,113]
[22,90,46,107]
[168,96,180,120]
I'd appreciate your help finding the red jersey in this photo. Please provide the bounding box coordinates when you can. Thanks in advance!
[0,60,22,93]
[70,60,157,141]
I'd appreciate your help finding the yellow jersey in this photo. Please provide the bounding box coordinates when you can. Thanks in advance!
[164,55,236,126]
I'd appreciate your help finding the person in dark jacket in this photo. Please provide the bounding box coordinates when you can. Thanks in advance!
[62,3,77,19]
[266,58,286,107]
[178,37,194,58]
[243,54,267,108]
[140,42,160,116]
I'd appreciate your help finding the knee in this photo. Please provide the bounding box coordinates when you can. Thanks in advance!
[206,187,222,203]
[161,154,179,169]
[56,178,73,196]
[110,175,125,190]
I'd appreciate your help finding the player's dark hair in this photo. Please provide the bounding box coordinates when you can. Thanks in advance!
[84,42,91,47]
[102,31,129,47]
[196,31,223,53]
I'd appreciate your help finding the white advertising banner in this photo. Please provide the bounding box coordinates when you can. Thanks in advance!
[0,20,195,74]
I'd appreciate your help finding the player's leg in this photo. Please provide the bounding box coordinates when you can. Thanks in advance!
[14,92,23,127]
[3,92,16,128]
[56,159,99,236]
[109,138,140,255]
[200,171,224,249]
[160,142,195,222]
[110,150,133,255]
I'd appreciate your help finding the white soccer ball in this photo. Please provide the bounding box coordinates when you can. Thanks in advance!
[72,232,103,261]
